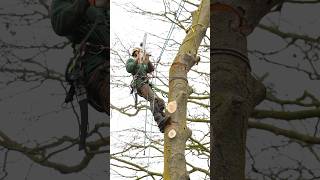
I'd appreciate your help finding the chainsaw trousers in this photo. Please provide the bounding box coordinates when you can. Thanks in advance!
[86,62,110,115]
[137,84,165,117]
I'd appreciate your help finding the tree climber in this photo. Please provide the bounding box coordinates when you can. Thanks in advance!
[50,0,109,150]
[126,47,170,133]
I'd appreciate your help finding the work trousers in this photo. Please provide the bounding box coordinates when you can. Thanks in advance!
[137,83,165,117]
[86,62,110,115]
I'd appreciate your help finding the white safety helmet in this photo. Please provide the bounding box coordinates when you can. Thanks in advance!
[132,47,142,57]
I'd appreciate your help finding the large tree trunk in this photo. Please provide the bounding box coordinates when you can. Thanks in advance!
[211,0,282,179]
[163,0,209,179]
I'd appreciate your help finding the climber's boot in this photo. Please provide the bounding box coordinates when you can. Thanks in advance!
[154,113,171,133]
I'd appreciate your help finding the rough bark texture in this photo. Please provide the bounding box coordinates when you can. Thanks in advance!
[211,0,282,179]
[163,0,209,179]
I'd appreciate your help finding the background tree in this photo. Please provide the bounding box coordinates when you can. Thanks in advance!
[212,0,320,179]
[0,0,109,179]
[111,0,320,179]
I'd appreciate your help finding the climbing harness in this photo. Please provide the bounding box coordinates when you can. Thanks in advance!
[64,15,108,150]
[130,33,148,109]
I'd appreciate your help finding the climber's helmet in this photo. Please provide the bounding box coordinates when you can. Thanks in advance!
[132,47,142,57]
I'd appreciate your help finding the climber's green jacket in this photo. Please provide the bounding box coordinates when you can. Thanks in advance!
[50,0,109,78]
[126,58,155,89]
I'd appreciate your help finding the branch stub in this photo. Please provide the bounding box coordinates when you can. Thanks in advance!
[168,129,177,139]
[167,101,177,113]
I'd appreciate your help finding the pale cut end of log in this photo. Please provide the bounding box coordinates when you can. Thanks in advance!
[167,100,177,113]
[168,129,177,139]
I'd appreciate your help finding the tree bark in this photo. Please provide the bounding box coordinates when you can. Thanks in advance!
[163,0,209,179]
[211,0,282,179]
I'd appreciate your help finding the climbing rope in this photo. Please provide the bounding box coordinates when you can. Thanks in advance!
[150,0,186,130]
[132,1,186,178]
[145,1,186,178]
[155,0,186,67]
[152,0,186,115]
[128,0,187,178]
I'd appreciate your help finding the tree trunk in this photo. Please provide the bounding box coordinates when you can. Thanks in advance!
[163,0,209,179]
[211,0,281,179]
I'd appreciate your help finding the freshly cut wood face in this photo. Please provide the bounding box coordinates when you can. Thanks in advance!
[167,100,177,113]
[168,129,176,139]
